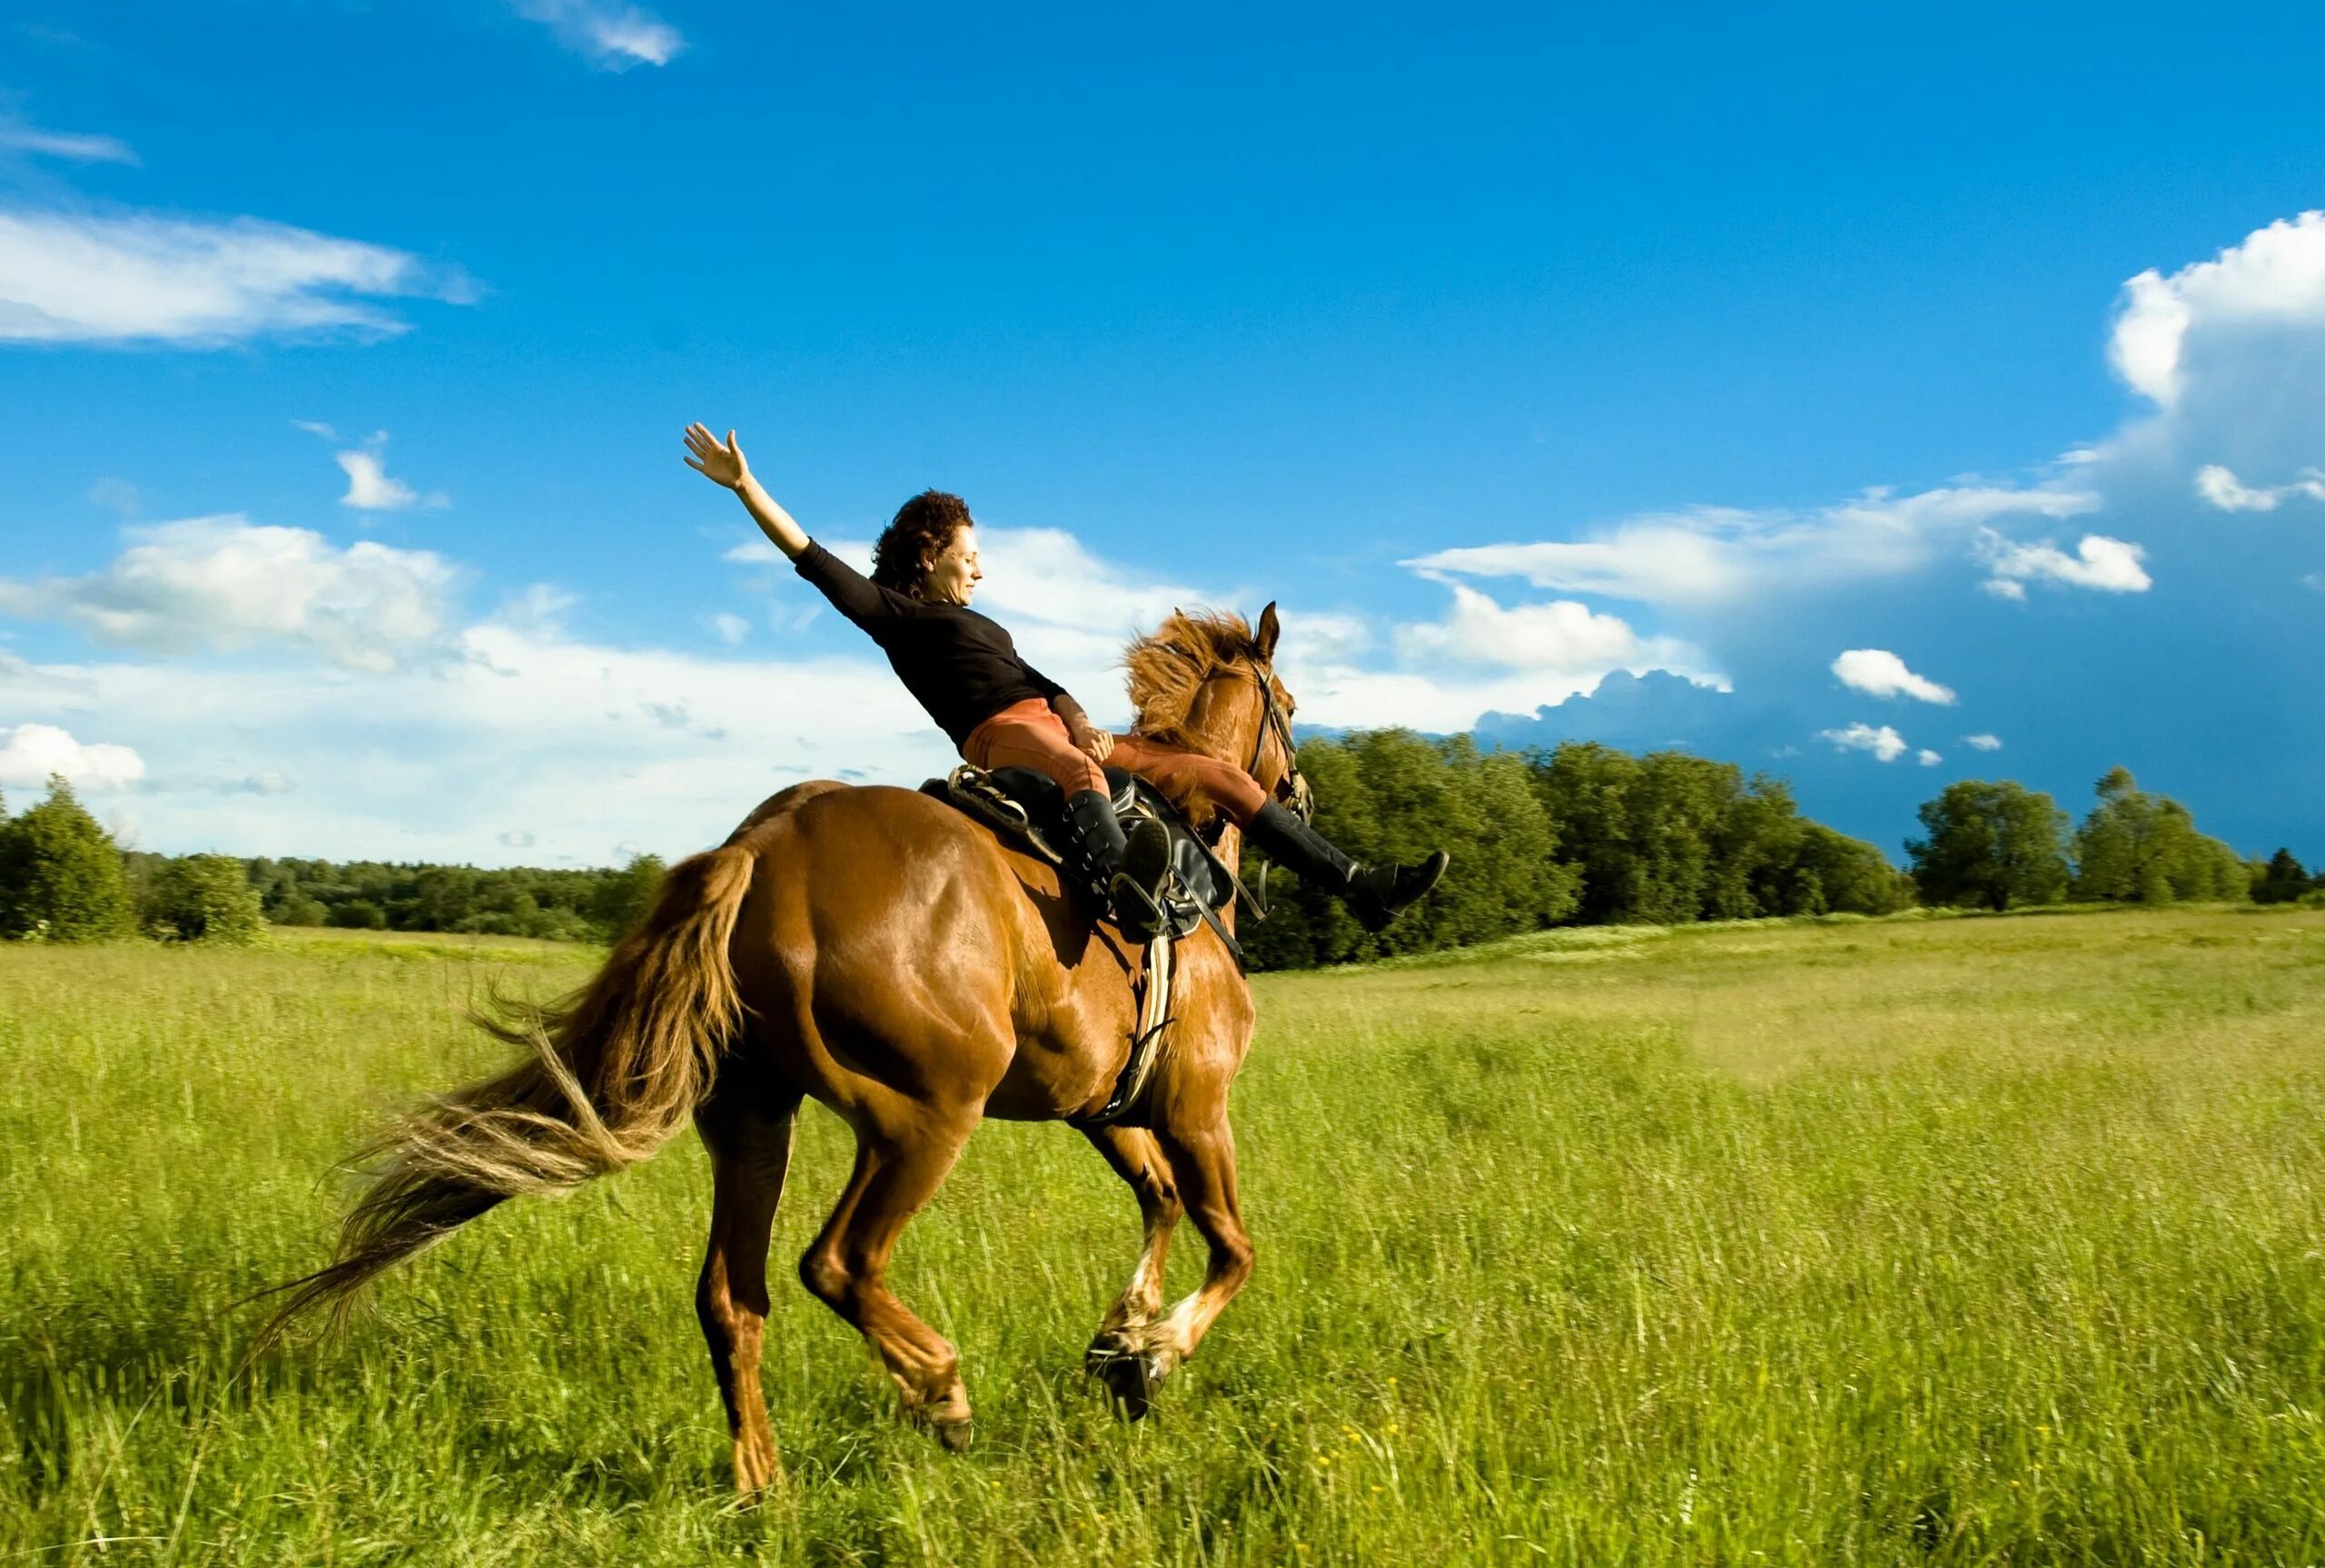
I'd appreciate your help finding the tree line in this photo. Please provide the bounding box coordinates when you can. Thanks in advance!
[3,745,2319,959]
[0,780,666,947]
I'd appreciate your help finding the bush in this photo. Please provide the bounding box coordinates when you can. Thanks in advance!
[140,854,267,944]
[271,893,329,927]
[328,899,388,931]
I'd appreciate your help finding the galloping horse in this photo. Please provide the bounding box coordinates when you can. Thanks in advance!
[264,605,1306,1493]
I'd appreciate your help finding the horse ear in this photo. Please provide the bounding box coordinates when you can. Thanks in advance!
[1255,601,1281,660]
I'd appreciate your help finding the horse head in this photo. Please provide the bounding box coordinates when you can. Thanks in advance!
[1124,601,1311,820]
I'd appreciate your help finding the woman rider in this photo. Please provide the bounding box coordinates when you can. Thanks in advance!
[683,423,1447,942]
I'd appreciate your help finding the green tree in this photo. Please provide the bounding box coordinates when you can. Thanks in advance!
[1785,823,1918,915]
[0,775,135,941]
[141,853,268,943]
[1242,731,1578,969]
[2253,848,2317,904]
[329,899,388,930]
[2070,768,2249,904]
[589,853,668,942]
[1907,779,2070,911]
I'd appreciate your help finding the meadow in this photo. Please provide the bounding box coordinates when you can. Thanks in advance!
[4,908,2322,1565]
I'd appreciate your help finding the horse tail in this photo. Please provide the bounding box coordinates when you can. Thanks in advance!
[254,842,760,1346]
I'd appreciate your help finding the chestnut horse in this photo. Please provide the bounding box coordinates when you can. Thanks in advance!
[262,605,1304,1492]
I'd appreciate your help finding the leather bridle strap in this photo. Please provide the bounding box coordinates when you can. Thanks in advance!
[1248,659,1313,822]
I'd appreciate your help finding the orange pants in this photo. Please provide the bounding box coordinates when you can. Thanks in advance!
[960,698,1269,826]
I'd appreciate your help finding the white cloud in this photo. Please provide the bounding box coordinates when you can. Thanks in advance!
[2195,463,2325,513]
[1816,723,1910,763]
[335,444,446,511]
[2110,212,2325,409]
[0,210,473,346]
[0,626,945,863]
[1406,483,2097,608]
[1964,733,2003,751]
[1830,647,1955,705]
[1396,578,1712,678]
[1915,749,1942,766]
[0,518,457,672]
[708,612,749,645]
[1975,530,2152,596]
[0,115,137,165]
[0,722,145,791]
[512,0,685,68]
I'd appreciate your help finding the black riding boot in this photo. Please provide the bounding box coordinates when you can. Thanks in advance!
[1247,800,1449,933]
[1061,789,1172,944]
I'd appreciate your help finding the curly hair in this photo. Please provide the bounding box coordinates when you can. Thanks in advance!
[871,490,974,595]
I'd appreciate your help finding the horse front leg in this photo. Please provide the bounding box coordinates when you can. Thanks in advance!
[1100,1115,1254,1404]
[1079,1124,1182,1415]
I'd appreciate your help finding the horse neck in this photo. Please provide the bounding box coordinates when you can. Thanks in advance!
[1174,666,1265,907]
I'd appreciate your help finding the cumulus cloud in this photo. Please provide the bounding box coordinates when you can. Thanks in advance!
[1816,723,1910,763]
[0,723,145,791]
[0,517,457,672]
[1406,483,2097,608]
[1831,647,1955,705]
[1396,578,1713,678]
[1975,530,2152,597]
[1916,749,1942,766]
[2110,212,2325,409]
[1964,733,2003,751]
[0,211,474,346]
[0,114,136,165]
[2195,463,2325,513]
[512,0,685,68]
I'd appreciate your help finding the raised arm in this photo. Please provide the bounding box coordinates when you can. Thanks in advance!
[683,423,808,560]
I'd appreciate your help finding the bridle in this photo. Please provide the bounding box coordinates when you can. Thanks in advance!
[1152,638,1312,823]
[1246,657,1313,822]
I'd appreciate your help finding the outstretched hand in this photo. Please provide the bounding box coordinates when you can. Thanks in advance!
[682,423,750,489]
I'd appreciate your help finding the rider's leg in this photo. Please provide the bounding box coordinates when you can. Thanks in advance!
[961,701,1170,941]
[1105,734,1448,932]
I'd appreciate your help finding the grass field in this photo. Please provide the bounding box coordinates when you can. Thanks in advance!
[5,907,2324,1564]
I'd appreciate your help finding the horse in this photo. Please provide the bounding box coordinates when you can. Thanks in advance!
[261,604,1307,1494]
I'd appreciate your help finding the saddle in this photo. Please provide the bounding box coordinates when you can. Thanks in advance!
[919,763,1253,1128]
[919,764,1248,950]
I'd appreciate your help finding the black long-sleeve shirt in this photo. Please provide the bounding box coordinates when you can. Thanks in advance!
[793,539,1069,746]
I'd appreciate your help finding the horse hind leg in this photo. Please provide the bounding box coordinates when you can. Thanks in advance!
[797,1107,980,1449]
[695,1073,804,1497]
[1079,1124,1182,1418]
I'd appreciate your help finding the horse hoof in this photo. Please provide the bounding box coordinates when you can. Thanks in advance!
[1085,1334,1158,1420]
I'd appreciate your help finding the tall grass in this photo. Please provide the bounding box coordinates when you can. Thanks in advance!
[4,911,2322,1563]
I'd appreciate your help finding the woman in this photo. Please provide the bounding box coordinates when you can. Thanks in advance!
[683,422,1445,940]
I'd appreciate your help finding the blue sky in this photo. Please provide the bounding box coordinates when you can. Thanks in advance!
[3,3,2322,867]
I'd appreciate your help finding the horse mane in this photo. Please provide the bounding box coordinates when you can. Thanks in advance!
[1123,609,1258,747]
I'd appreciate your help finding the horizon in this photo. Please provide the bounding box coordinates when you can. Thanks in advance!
[5,5,2323,868]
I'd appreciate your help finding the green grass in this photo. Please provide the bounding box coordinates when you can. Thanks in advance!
[5,907,2324,1564]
